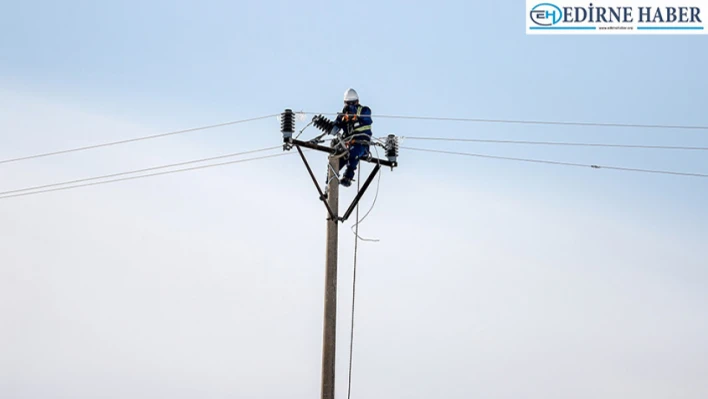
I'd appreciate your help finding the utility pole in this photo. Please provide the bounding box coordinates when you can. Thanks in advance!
[321,157,339,399]
[279,109,398,399]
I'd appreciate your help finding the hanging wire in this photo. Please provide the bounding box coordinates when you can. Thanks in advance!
[350,144,382,243]
[346,168,361,399]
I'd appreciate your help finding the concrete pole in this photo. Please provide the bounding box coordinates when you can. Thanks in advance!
[321,156,339,399]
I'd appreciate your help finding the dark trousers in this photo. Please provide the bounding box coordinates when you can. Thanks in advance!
[340,143,370,180]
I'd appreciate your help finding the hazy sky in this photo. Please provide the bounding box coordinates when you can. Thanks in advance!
[1,1,707,398]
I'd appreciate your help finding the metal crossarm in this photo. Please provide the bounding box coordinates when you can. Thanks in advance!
[289,139,397,168]
[282,120,398,223]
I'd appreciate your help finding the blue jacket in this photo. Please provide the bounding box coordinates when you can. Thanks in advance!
[335,104,372,142]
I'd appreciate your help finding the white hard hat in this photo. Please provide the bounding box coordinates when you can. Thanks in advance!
[343,88,359,103]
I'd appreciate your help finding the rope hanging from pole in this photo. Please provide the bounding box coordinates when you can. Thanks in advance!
[350,145,383,242]
[346,168,361,399]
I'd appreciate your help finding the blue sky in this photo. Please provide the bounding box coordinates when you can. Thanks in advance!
[1,1,707,398]
[3,0,706,201]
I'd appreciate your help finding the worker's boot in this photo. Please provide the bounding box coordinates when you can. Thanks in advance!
[340,176,352,187]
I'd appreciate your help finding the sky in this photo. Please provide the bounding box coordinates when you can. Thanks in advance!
[1,1,707,398]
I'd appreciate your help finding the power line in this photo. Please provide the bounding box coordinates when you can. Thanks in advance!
[399,136,708,150]
[0,146,282,197]
[401,146,708,178]
[5,110,704,168]
[303,112,708,131]
[0,114,278,166]
[0,150,294,200]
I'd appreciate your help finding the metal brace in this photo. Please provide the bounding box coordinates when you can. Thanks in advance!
[286,135,397,222]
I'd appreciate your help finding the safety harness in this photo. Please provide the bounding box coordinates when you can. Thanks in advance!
[341,105,372,147]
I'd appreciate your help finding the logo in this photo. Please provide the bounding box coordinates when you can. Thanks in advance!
[526,0,707,35]
[530,3,563,26]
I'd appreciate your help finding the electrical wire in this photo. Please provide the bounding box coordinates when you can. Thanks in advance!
[350,144,382,243]
[401,146,708,178]
[346,168,361,399]
[0,114,279,166]
[294,120,314,141]
[398,136,708,150]
[0,146,281,197]
[0,150,295,200]
[5,111,705,166]
[346,143,386,399]
[302,112,708,131]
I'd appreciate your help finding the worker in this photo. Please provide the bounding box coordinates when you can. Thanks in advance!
[330,88,373,187]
